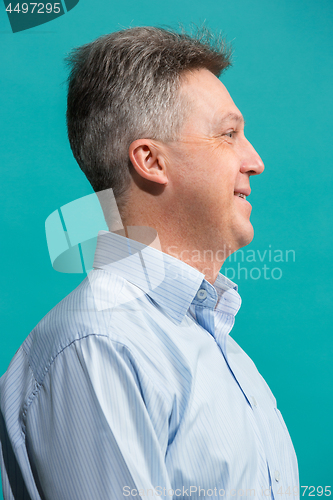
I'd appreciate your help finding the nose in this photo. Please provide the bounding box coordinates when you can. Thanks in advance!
[239,136,265,176]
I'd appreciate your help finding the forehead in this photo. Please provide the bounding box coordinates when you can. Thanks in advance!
[180,68,243,133]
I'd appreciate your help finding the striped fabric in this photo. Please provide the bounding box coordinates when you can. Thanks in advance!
[0,231,299,499]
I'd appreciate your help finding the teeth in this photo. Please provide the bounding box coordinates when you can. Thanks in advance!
[237,193,246,199]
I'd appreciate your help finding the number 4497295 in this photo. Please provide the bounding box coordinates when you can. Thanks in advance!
[5,3,61,14]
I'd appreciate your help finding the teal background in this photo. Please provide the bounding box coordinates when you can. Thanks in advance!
[1,0,332,495]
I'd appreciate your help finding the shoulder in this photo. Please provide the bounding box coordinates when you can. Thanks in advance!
[22,269,151,382]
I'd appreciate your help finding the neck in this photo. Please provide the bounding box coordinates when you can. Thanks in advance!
[119,193,237,284]
[120,222,234,285]
[155,233,233,284]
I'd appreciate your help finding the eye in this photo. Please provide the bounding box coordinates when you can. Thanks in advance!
[224,130,236,139]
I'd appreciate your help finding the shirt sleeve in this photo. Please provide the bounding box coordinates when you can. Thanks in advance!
[24,333,173,499]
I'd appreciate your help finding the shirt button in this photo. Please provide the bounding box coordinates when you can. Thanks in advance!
[251,396,258,407]
[274,470,280,482]
[196,289,207,300]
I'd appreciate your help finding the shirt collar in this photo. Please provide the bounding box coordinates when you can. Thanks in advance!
[93,230,240,323]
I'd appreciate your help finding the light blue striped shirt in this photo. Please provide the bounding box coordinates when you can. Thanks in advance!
[0,230,299,499]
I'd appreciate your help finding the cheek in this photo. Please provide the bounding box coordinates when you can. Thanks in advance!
[170,143,238,201]
[207,157,239,202]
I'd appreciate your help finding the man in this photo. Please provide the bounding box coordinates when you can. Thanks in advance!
[0,26,299,499]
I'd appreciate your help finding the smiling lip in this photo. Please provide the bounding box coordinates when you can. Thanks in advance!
[234,188,251,201]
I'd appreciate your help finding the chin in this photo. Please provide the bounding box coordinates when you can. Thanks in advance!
[235,223,254,250]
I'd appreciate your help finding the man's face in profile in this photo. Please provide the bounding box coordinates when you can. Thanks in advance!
[164,68,265,254]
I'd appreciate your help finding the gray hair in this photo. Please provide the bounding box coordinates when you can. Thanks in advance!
[66,25,232,212]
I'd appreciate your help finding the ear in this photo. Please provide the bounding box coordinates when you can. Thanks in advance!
[128,139,168,185]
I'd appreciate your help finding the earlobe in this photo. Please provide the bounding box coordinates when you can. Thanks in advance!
[128,139,168,185]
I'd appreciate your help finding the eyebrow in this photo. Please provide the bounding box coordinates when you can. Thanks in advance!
[215,112,245,128]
